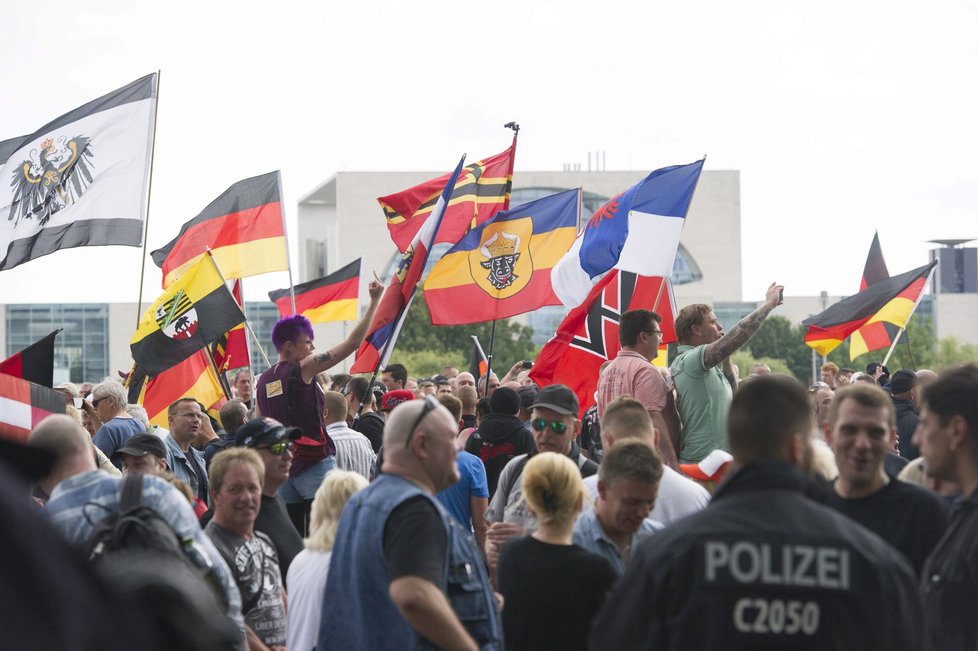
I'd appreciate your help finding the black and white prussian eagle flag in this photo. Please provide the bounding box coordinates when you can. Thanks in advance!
[0,74,157,271]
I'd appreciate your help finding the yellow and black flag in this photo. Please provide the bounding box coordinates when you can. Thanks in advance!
[803,260,937,358]
[378,138,516,253]
[131,254,246,376]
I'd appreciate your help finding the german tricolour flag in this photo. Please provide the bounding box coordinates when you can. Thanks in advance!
[131,253,246,376]
[269,258,361,323]
[127,352,227,427]
[378,138,516,253]
[803,260,937,358]
[0,329,60,387]
[424,189,579,325]
[151,171,288,288]
[860,231,890,290]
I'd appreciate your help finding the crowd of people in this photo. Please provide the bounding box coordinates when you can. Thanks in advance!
[4,281,978,650]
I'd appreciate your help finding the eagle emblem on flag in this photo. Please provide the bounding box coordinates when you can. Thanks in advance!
[8,134,94,227]
[155,290,199,340]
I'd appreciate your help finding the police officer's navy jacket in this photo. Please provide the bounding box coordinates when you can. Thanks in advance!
[590,461,922,650]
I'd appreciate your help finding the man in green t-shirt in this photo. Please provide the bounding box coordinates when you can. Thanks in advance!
[671,283,783,463]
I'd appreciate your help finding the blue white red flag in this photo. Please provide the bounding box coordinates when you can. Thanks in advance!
[351,155,467,373]
[551,159,703,307]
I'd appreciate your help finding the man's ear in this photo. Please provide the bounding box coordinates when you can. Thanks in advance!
[597,479,607,501]
[787,431,806,465]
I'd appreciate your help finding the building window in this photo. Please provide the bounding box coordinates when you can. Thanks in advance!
[5,304,109,384]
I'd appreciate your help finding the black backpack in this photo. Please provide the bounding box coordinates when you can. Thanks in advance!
[85,475,238,650]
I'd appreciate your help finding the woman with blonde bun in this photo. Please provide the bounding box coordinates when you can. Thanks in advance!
[286,470,368,651]
[497,452,616,651]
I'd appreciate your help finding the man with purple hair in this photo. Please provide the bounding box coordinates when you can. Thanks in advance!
[257,279,382,534]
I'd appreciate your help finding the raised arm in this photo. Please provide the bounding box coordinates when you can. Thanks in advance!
[301,278,383,381]
[702,283,783,370]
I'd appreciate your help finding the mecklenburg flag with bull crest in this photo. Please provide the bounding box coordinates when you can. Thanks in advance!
[424,189,579,325]
[131,253,246,376]
[378,138,516,254]
[151,171,288,288]
[803,260,938,359]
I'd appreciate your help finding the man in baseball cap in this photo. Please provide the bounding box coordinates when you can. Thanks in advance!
[111,434,167,476]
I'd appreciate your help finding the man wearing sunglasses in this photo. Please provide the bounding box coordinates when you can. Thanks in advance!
[320,397,501,651]
[233,418,305,585]
[484,384,599,576]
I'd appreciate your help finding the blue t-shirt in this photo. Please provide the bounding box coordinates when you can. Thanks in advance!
[92,418,145,468]
[436,451,489,530]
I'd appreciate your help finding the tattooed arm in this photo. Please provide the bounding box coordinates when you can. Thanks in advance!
[301,278,384,381]
[702,283,783,370]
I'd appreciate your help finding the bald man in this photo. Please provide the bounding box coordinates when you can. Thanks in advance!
[319,397,501,651]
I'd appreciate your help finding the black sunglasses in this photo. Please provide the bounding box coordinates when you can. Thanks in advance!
[405,395,439,449]
[92,396,110,407]
[531,417,568,435]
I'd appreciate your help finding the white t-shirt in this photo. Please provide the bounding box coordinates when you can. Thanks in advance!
[583,465,710,526]
[286,548,332,651]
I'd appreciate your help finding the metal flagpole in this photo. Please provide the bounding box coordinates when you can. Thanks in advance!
[204,247,272,368]
[276,170,298,314]
[135,69,163,326]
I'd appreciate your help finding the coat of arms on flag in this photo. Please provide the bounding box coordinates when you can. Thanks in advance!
[8,135,95,227]
[155,290,198,340]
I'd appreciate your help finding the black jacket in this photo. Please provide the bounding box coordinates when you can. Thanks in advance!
[590,461,922,650]
[921,489,978,651]
[465,413,535,497]
[892,396,920,459]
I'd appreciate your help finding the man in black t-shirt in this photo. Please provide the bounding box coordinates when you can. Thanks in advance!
[824,383,948,576]
[345,377,385,453]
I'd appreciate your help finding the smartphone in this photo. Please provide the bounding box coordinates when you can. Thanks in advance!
[521,360,533,370]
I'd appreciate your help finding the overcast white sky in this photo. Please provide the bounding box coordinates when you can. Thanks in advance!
[1,0,976,309]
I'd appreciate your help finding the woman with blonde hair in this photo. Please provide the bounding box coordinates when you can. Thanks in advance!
[497,452,616,651]
[286,470,368,651]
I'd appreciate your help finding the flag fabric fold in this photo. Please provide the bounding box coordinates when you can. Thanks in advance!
[860,231,890,291]
[352,157,467,374]
[551,160,704,308]
[469,335,489,380]
[131,254,246,376]
[0,374,65,443]
[803,260,938,358]
[378,140,515,253]
[0,74,156,271]
[0,329,61,388]
[269,258,361,323]
[150,171,288,288]
[210,279,250,372]
[424,189,579,325]
[128,353,227,428]
[530,270,677,418]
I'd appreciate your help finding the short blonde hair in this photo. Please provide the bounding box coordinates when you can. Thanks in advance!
[521,452,583,526]
[306,470,368,552]
[208,447,264,494]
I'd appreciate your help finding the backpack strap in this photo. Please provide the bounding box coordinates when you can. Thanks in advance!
[119,474,143,510]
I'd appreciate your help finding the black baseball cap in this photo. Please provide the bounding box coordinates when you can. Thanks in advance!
[531,384,579,417]
[111,434,166,461]
[234,418,303,448]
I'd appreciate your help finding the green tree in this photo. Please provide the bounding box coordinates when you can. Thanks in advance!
[391,293,538,374]
[745,316,813,381]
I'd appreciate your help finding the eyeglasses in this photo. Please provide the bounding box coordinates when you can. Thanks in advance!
[646,329,664,338]
[176,412,205,420]
[92,396,109,407]
[405,395,438,449]
[257,440,292,456]
[531,418,568,435]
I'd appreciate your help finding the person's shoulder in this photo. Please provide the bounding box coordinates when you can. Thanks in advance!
[886,478,947,511]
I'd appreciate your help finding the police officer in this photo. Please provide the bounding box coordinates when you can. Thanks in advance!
[590,375,922,650]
